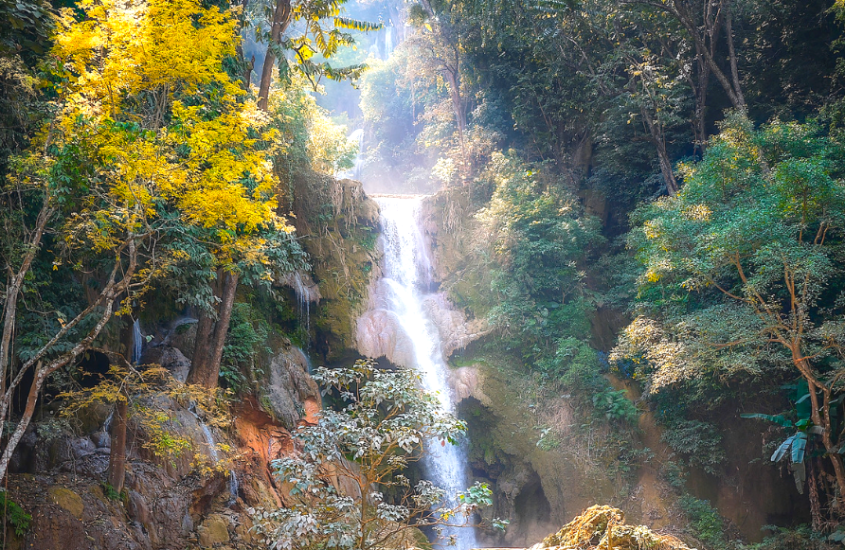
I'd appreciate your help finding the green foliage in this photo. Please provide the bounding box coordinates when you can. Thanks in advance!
[661,420,725,476]
[479,154,604,385]
[101,482,124,502]
[251,0,381,89]
[741,381,821,493]
[680,495,729,550]
[591,388,639,425]
[221,302,272,392]
[536,424,562,451]
[0,491,31,537]
[251,360,497,550]
[756,526,833,550]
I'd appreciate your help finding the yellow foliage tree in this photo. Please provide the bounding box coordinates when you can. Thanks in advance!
[0,0,295,480]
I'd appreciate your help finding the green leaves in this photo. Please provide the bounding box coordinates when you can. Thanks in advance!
[252,360,488,550]
[333,17,383,32]
[740,413,793,428]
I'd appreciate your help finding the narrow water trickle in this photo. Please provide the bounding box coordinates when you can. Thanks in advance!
[132,319,143,365]
[374,196,479,550]
[292,272,312,349]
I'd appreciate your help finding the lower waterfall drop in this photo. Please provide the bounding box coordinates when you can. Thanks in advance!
[374,196,479,550]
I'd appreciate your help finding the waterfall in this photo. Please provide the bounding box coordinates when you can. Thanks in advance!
[374,196,479,550]
[292,272,312,348]
[199,421,219,462]
[293,346,313,374]
[228,470,240,506]
[132,319,143,365]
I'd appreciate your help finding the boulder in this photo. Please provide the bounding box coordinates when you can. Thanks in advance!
[141,345,191,383]
[528,506,692,550]
[262,344,320,430]
[197,514,231,547]
[48,486,84,519]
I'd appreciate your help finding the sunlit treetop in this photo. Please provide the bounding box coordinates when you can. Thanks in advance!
[34,0,291,249]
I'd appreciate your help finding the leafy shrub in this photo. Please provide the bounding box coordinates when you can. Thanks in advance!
[680,495,728,550]
[592,388,639,425]
[0,491,30,537]
[662,420,726,476]
[221,301,272,393]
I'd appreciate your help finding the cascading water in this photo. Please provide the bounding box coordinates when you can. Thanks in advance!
[292,272,312,348]
[132,319,143,365]
[374,196,479,550]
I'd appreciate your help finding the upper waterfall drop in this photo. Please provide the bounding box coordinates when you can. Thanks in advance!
[368,196,479,550]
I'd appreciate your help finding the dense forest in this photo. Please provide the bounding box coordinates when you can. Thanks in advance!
[2,0,845,548]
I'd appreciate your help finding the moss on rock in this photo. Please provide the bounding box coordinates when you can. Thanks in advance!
[290,172,380,361]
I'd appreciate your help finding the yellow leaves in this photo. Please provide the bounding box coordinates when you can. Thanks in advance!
[54,0,241,115]
[44,0,293,250]
[642,220,660,239]
[681,204,712,222]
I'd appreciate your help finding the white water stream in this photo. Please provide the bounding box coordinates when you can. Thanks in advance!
[375,196,478,550]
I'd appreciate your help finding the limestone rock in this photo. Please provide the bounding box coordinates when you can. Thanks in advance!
[262,344,320,430]
[197,514,231,547]
[141,345,191,383]
[355,304,414,367]
[278,270,321,304]
[91,430,111,449]
[356,282,489,365]
[48,486,84,519]
[69,437,96,459]
[422,293,492,357]
[528,506,692,550]
[449,366,490,405]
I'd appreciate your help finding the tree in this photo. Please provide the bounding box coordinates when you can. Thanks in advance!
[0,0,295,480]
[623,0,746,110]
[252,0,382,110]
[59,362,234,494]
[251,360,497,550]
[407,0,470,162]
[614,114,845,512]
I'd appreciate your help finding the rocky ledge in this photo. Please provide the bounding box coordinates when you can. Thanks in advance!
[478,506,693,550]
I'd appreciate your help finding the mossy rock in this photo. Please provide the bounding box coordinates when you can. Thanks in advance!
[48,486,84,519]
[538,506,691,550]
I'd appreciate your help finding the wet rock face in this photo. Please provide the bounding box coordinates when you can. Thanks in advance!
[355,291,414,366]
[257,343,320,430]
[422,293,491,357]
[448,366,489,405]
[355,283,488,364]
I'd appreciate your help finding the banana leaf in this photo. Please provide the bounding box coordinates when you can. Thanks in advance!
[742,413,793,428]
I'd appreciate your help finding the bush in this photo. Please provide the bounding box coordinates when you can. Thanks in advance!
[0,491,30,537]
[662,420,726,476]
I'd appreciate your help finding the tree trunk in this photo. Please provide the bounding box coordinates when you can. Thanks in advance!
[807,457,823,532]
[189,313,214,384]
[640,105,679,195]
[187,272,239,388]
[257,0,293,111]
[0,240,136,482]
[797,361,845,509]
[646,0,746,110]
[0,204,52,398]
[723,0,745,109]
[107,399,128,493]
[206,271,238,387]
